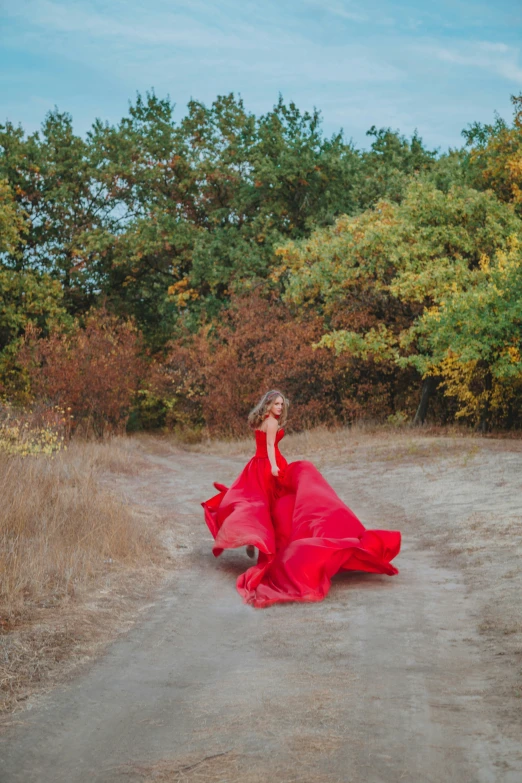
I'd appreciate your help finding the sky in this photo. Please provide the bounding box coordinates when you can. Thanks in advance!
[1,0,521,152]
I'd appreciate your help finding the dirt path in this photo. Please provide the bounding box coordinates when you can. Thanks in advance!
[1,435,522,783]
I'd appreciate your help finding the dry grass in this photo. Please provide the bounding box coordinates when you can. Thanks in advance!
[0,437,167,715]
[178,421,512,463]
[67,435,151,474]
[0,440,157,620]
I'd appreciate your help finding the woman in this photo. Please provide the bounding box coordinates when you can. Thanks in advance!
[202,390,401,608]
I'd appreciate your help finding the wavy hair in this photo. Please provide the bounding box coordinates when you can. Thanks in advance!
[247,389,289,430]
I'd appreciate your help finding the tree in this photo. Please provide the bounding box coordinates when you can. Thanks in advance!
[407,239,522,430]
[86,93,361,341]
[463,94,522,215]
[0,110,123,315]
[279,180,522,423]
[356,126,437,210]
[0,178,26,255]
[0,179,70,395]
[159,293,398,436]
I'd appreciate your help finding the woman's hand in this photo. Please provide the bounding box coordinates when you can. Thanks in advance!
[271,466,280,477]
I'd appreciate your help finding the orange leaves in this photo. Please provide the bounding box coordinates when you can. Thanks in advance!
[162,294,396,435]
[18,309,144,437]
[167,278,199,306]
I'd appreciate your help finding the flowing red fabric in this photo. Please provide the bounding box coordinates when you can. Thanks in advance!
[202,430,401,608]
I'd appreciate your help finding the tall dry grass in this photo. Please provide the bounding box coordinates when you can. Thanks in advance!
[0,439,159,623]
[0,437,166,714]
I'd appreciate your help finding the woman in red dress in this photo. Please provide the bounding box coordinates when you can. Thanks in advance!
[202,390,401,608]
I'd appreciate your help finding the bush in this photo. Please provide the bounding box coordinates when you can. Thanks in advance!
[0,401,69,456]
[17,309,144,437]
[162,295,403,436]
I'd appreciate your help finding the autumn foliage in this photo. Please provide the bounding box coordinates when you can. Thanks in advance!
[158,295,412,436]
[18,309,143,437]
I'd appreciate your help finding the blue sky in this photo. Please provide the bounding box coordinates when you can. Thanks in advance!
[1,0,521,151]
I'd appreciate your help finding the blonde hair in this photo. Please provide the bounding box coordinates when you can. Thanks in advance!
[248,389,289,430]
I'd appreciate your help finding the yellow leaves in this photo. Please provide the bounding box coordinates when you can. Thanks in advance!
[436,355,482,419]
[468,99,522,207]
[512,184,522,204]
[0,405,67,457]
[433,352,519,424]
[167,278,199,307]
[424,305,441,322]
[479,254,491,273]
[273,240,307,277]
[507,151,522,203]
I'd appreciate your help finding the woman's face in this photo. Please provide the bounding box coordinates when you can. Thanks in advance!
[270,395,284,418]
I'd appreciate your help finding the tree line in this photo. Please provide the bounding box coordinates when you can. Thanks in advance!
[1,91,521,436]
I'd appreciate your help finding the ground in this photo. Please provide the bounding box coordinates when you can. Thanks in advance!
[1,430,522,783]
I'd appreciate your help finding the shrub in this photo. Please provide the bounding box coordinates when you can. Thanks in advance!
[18,309,144,437]
[163,295,402,436]
[0,402,69,456]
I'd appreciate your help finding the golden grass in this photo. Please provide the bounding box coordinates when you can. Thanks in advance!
[0,440,157,620]
[67,434,151,474]
[178,421,505,462]
[0,437,166,714]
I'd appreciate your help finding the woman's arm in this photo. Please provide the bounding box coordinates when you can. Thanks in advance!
[266,417,280,477]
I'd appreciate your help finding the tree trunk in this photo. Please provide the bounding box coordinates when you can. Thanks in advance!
[413,376,438,426]
[476,370,493,434]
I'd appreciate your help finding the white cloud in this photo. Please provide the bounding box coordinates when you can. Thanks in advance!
[3,0,404,88]
[4,0,271,50]
[424,40,522,83]
[304,0,368,23]
[303,0,398,25]
[2,0,518,151]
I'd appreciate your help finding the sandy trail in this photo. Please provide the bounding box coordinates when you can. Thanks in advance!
[1,436,522,783]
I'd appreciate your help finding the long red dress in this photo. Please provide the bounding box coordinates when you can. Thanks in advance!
[202,429,401,608]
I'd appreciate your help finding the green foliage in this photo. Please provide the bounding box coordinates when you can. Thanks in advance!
[463,94,522,214]
[280,179,522,425]
[412,239,522,382]
[0,94,437,349]
[0,112,115,315]
[3,90,522,431]
[62,92,360,345]
[0,274,71,404]
[0,179,70,393]
[357,126,437,209]
[0,268,69,349]
[0,179,26,255]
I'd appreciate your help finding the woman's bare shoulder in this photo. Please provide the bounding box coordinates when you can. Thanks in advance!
[265,416,279,433]
[256,416,277,434]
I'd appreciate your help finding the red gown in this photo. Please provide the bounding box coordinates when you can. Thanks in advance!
[202,429,401,608]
